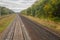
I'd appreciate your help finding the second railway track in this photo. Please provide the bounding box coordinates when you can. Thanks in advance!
[0,14,31,40]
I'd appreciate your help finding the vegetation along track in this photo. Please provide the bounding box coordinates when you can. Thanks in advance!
[20,15,60,40]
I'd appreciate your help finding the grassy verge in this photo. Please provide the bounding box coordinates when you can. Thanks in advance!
[22,15,60,34]
[0,14,16,33]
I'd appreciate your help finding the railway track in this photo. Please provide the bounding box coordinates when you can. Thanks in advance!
[0,15,31,40]
[20,15,60,40]
[0,14,60,40]
[0,17,16,40]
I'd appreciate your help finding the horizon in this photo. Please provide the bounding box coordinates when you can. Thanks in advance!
[0,0,36,12]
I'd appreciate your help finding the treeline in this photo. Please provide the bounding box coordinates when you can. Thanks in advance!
[21,0,60,22]
[0,6,15,16]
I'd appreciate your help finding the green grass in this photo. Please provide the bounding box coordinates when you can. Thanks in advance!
[0,21,10,32]
[0,14,16,33]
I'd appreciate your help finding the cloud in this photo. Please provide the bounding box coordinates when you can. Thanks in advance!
[0,0,36,12]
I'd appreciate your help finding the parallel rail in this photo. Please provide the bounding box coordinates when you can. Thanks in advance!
[0,15,31,40]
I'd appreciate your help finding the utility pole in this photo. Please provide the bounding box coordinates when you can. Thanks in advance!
[0,7,1,16]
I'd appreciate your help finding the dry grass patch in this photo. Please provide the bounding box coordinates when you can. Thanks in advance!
[0,14,16,33]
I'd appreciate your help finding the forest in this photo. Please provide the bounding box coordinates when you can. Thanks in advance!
[0,6,14,16]
[21,0,60,22]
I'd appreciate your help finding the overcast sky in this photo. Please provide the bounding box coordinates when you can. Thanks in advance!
[0,0,36,12]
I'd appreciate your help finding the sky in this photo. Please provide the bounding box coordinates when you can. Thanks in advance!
[0,0,36,12]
